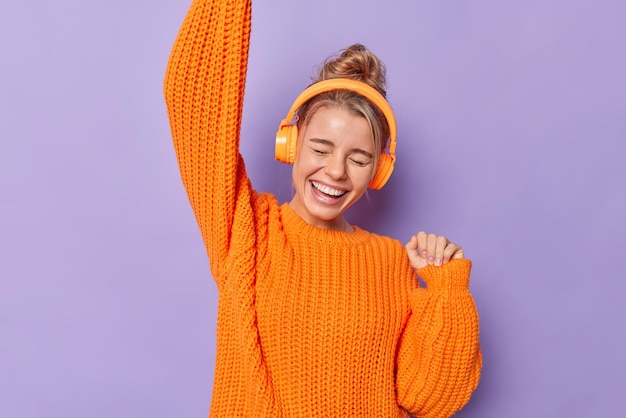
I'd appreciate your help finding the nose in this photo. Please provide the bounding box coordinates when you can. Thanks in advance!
[325,155,347,180]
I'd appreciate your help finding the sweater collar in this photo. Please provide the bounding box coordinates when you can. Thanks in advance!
[280,203,371,245]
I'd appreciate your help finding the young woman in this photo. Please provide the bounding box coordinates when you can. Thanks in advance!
[164,1,482,417]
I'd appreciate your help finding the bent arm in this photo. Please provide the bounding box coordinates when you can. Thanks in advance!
[163,0,253,280]
[396,259,482,417]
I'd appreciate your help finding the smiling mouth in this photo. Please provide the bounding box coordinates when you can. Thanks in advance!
[311,181,347,197]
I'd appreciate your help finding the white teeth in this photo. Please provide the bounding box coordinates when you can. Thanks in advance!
[312,181,346,197]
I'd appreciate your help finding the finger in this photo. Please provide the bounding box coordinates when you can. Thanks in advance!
[427,233,437,265]
[451,245,465,259]
[434,235,448,266]
[416,231,428,257]
[442,242,459,264]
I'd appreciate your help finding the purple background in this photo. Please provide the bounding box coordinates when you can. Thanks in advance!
[1,1,625,417]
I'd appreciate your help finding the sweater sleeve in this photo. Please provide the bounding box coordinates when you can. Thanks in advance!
[163,0,253,283]
[396,258,482,418]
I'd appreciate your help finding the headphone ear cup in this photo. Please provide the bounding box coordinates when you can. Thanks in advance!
[286,124,298,164]
[368,153,395,190]
[275,120,298,164]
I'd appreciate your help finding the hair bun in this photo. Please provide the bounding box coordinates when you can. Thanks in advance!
[315,44,387,98]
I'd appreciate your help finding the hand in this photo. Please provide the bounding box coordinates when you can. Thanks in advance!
[405,231,464,270]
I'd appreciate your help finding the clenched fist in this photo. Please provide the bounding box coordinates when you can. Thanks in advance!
[405,231,464,270]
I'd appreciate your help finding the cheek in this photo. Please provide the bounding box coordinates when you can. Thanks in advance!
[294,150,322,172]
[291,154,313,185]
[359,164,377,182]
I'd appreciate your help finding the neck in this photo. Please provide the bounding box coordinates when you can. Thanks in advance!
[287,201,355,233]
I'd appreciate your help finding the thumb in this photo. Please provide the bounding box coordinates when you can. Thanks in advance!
[405,235,427,270]
[405,235,418,252]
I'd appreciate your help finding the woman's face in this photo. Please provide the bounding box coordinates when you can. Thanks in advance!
[289,106,376,231]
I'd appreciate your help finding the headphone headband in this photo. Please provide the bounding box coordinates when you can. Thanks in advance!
[276,78,397,189]
[281,79,397,154]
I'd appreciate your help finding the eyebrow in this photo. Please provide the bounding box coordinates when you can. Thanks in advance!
[308,138,374,159]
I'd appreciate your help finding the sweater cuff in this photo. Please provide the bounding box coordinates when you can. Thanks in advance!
[416,258,472,292]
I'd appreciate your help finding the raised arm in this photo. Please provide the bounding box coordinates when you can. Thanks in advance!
[163,0,253,279]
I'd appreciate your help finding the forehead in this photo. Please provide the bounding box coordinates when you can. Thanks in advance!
[303,106,374,149]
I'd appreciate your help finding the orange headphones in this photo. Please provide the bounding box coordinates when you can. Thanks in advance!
[275,78,397,190]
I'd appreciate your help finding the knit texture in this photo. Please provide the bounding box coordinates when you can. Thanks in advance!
[163,1,482,416]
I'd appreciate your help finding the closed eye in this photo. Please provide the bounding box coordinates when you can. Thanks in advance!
[311,148,329,155]
[350,158,368,167]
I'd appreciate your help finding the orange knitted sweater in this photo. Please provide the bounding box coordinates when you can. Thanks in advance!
[164,1,481,417]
